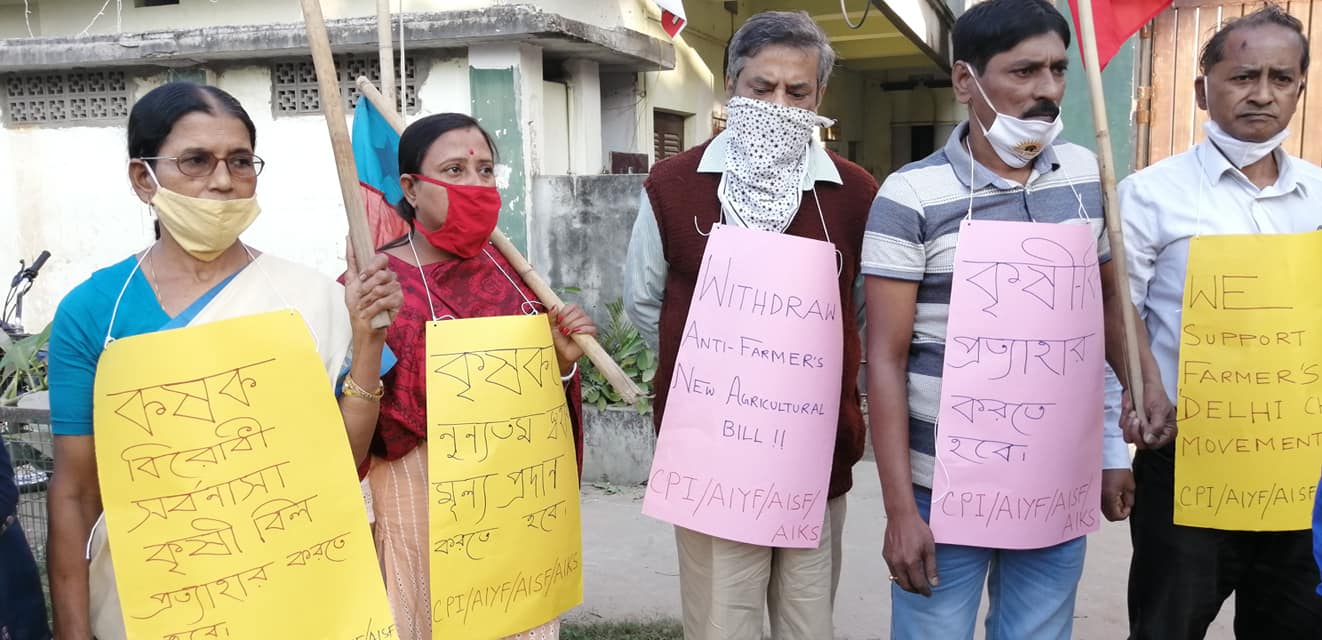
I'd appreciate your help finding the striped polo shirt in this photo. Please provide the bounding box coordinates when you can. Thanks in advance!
[862,122,1110,488]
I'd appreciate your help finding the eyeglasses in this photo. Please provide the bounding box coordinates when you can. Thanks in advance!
[139,151,266,178]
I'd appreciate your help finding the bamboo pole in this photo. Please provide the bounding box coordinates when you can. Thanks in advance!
[398,0,407,114]
[299,0,390,329]
[355,77,643,404]
[376,0,395,106]
[1075,0,1148,424]
[356,78,406,132]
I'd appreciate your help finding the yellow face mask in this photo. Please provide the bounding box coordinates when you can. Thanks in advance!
[144,163,261,262]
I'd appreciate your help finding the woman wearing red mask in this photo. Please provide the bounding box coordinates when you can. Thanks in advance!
[367,113,595,640]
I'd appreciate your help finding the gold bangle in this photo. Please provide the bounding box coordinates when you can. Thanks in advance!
[342,375,384,402]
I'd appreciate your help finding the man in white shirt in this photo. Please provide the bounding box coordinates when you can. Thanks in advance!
[1121,6,1322,638]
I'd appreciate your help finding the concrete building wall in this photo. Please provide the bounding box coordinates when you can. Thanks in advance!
[528,174,647,320]
[17,0,645,37]
[416,54,471,115]
[541,80,571,175]
[597,0,752,164]
[0,5,30,39]
[0,50,497,330]
[0,0,696,330]
[0,0,959,332]
[470,42,542,253]
[215,66,357,281]
[0,63,360,331]
[600,72,647,168]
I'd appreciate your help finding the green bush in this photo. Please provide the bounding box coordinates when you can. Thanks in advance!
[580,299,655,413]
[561,619,683,640]
[0,324,50,405]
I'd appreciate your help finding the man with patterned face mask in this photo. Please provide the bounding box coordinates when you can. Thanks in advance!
[862,0,1171,637]
[1120,7,1322,638]
[624,10,878,639]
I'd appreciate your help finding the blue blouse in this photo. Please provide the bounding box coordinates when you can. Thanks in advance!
[49,256,393,436]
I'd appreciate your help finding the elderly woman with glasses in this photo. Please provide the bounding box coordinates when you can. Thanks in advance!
[44,81,403,640]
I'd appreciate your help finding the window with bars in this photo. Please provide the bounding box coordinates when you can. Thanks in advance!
[272,55,420,116]
[3,70,131,126]
[653,111,685,161]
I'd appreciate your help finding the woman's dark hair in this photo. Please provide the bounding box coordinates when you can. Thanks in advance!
[382,113,499,249]
[128,81,257,162]
[952,0,1071,74]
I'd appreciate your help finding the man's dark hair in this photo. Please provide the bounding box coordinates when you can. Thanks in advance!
[727,11,836,90]
[1200,4,1309,75]
[952,0,1072,74]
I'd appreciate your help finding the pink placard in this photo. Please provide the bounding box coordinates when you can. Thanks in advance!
[642,224,843,548]
[930,219,1104,549]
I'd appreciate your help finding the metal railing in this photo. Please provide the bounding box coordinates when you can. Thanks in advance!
[2,406,54,613]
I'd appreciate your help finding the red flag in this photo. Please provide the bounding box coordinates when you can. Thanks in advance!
[1068,0,1171,69]
[655,0,686,38]
[360,183,410,248]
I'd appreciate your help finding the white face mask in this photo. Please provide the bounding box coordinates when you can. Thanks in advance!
[1199,74,1296,168]
[1202,119,1290,169]
[963,62,1064,169]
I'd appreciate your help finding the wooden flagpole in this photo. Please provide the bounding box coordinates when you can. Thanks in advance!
[376,0,396,106]
[1074,0,1148,423]
[298,0,390,329]
[355,77,644,405]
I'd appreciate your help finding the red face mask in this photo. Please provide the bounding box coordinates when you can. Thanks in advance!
[410,174,501,258]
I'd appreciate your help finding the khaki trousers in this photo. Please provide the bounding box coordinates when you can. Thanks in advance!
[674,495,847,640]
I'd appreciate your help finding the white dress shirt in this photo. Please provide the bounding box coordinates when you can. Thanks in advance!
[1121,140,1322,407]
[1102,366,1129,469]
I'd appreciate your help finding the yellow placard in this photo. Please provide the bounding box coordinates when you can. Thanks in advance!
[1176,233,1322,530]
[426,314,583,639]
[93,310,396,640]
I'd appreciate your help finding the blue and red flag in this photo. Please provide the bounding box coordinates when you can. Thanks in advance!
[352,96,410,248]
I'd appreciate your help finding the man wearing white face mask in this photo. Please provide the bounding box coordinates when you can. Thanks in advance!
[1120,6,1322,638]
[623,11,878,639]
[862,0,1172,637]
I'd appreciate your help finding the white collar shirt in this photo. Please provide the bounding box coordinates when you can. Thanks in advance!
[696,129,844,187]
[1120,140,1322,401]
[623,131,842,351]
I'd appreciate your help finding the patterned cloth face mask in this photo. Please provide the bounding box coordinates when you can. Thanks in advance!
[718,96,835,234]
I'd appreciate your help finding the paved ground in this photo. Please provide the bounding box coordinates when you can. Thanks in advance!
[567,459,1236,639]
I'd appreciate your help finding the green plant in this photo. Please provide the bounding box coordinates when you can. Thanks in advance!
[0,324,50,405]
[580,299,655,413]
[561,619,683,640]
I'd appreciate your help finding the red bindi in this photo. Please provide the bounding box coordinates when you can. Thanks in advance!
[468,149,475,155]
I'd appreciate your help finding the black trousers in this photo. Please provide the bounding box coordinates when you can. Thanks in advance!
[1128,445,1322,640]
[0,519,51,640]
